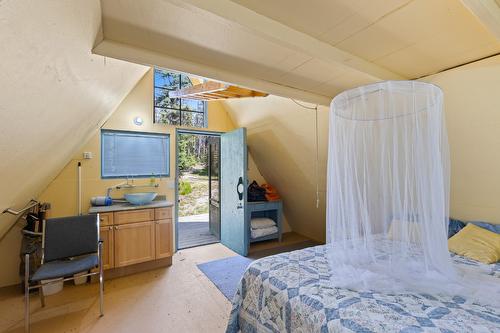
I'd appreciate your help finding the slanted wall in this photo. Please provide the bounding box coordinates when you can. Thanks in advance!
[0,0,147,287]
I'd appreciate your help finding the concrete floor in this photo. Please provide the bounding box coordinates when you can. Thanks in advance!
[0,233,317,333]
[0,244,236,333]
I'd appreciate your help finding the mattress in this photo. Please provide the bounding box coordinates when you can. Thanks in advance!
[226,245,500,333]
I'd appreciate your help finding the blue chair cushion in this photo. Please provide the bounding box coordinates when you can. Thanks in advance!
[31,255,98,281]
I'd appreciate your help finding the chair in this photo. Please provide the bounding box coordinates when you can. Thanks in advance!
[24,214,104,333]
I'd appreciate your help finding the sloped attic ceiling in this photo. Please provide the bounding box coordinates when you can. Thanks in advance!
[0,0,147,284]
[95,0,500,105]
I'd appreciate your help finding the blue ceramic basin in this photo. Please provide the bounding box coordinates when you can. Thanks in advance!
[124,192,158,205]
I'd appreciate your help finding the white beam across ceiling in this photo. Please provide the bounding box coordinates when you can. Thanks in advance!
[461,0,500,40]
[168,0,405,81]
[93,40,333,105]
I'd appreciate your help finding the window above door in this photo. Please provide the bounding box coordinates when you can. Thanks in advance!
[153,68,207,128]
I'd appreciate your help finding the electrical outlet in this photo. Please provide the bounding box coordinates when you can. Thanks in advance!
[83,152,93,159]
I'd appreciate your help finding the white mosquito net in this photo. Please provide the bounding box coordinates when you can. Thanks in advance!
[326,81,499,305]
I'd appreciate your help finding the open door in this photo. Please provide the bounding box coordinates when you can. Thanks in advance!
[220,128,248,256]
[208,136,221,240]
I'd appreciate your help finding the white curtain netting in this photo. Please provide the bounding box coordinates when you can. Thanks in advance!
[326,81,499,305]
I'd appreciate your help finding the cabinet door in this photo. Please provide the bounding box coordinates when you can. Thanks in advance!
[114,221,155,267]
[155,219,172,259]
[99,226,114,270]
[98,213,113,227]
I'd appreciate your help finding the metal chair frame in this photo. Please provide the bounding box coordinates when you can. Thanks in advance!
[24,214,104,333]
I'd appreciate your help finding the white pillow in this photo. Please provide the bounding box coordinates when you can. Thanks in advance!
[388,219,422,243]
[251,217,276,229]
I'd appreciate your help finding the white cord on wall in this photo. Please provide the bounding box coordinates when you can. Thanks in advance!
[290,99,320,209]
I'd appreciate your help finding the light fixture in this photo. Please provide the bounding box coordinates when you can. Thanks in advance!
[133,116,143,126]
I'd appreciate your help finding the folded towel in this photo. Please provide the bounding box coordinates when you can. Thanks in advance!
[261,183,281,201]
[251,217,276,229]
[251,226,278,239]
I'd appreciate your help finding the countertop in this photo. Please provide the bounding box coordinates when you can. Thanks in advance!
[88,200,173,214]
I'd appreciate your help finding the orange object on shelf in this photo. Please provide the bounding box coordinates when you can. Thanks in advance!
[261,183,281,201]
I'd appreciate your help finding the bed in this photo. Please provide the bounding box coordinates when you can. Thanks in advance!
[226,245,500,333]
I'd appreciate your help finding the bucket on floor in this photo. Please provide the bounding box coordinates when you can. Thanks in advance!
[74,271,88,285]
[41,278,63,295]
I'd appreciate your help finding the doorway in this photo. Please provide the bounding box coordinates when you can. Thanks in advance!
[176,130,221,250]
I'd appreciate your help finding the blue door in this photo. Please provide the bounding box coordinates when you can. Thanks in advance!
[220,128,248,256]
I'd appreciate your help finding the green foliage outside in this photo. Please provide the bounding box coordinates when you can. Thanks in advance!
[178,134,208,173]
[178,133,211,217]
[179,181,192,195]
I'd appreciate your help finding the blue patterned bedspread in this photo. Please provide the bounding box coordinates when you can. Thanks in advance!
[226,245,500,333]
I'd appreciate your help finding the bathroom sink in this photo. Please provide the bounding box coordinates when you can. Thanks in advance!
[124,192,158,205]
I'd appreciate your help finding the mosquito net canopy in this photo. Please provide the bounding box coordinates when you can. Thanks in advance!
[326,81,499,303]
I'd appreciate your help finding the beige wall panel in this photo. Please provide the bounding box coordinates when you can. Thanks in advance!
[0,0,147,287]
[422,56,500,224]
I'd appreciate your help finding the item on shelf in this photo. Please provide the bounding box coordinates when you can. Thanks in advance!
[250,217,276,229]
[247,181,267,202]
[251,226,278,239]
[91,196,113,206]
[261,183,281,201]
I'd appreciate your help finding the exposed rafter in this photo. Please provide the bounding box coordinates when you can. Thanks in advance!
[168,0,405,81]
[169,81,268,100]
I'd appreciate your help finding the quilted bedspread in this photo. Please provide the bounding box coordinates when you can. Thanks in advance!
[226,245,500,333]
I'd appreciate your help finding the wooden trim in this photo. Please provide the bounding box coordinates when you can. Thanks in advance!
[91,257,172,282]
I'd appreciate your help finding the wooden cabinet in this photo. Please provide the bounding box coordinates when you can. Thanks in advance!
[114,221,156,267]
[155,207,172,220]
[155,219,173,259]
[99,226,114,270]
[115,209,154,225]
[92,206,173,272]
[98,212,113,226]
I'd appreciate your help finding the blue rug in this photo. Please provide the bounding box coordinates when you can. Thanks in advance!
[197,255,254,300]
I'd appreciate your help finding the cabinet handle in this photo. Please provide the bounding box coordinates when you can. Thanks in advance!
[108,226,113,230]
[114,226,118,230]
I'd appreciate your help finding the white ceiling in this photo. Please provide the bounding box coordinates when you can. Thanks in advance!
[96,0,500,104]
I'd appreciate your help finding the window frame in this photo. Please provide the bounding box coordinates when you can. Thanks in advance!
[100,129,170,179]
[153,68,208,128]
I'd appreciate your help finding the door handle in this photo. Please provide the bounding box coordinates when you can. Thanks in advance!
[237,176,244,201]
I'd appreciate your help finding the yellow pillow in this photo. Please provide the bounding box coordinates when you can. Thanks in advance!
[448,223,500,264]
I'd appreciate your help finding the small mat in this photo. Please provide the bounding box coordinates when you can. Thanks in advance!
[197,255,254,300]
